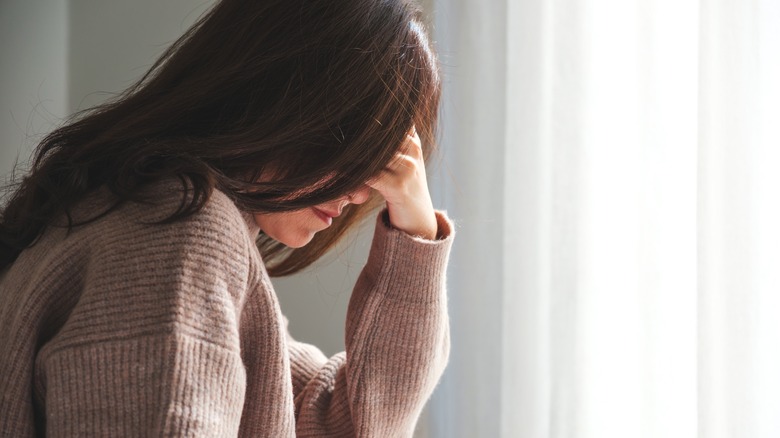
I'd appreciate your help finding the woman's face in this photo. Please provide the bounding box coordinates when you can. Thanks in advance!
[252,185,371,248]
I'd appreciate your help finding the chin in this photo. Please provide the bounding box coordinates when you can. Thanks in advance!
[252,213,319,248]
[284,240,311,249]
[277,232,315,248]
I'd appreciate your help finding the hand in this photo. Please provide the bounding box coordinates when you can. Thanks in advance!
[367,126,438,240]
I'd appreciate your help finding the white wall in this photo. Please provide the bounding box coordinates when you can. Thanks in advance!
[0,0,68,183]
[67,0,213,114]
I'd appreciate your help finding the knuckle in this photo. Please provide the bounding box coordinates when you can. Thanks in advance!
[400,156,418,168]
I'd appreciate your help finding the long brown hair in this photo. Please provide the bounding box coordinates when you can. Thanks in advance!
[0,0,441,276]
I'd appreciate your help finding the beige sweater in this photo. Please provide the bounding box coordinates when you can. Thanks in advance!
[0,179,454,437]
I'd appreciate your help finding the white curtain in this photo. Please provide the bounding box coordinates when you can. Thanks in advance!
[426,0,780,436]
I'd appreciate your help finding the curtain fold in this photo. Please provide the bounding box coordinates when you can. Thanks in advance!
[427,0,780,436]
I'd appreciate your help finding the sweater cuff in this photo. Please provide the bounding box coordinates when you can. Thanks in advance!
[364,209,455,304]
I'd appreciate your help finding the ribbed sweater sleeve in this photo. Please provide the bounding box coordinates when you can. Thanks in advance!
[290,210,454,437]
[35,190,254,437]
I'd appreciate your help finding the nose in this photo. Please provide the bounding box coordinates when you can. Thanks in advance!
[346,185,370,205]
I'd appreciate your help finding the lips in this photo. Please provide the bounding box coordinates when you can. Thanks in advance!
[312,207,336,225]
[315,208,341,218]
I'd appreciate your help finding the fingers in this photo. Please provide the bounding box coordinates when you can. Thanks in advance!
[366,154,424,199]
[364,124,437,239]
[388,126,422,173]
[401,125,423,159]
[366,125,425,195]
[365,169,389,193]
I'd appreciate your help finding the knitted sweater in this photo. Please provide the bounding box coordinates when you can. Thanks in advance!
[0,179,454,437]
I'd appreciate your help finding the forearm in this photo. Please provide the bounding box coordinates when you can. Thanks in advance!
[292,210,454,437]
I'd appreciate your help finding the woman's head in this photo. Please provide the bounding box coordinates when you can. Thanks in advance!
[254,183,373,249]
[0,0,442,275]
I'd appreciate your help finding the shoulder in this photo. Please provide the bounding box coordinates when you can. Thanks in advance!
[74,178,257,258]
[46,179,264,350]
[134,178,256,243]
[62,178,263,304]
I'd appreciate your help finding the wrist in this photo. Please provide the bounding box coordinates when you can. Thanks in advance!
[384,207,438,240]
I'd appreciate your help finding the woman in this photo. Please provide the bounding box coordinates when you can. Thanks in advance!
[0,0,454,436]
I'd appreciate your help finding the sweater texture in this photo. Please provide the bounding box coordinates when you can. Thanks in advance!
[0,178,454,437]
